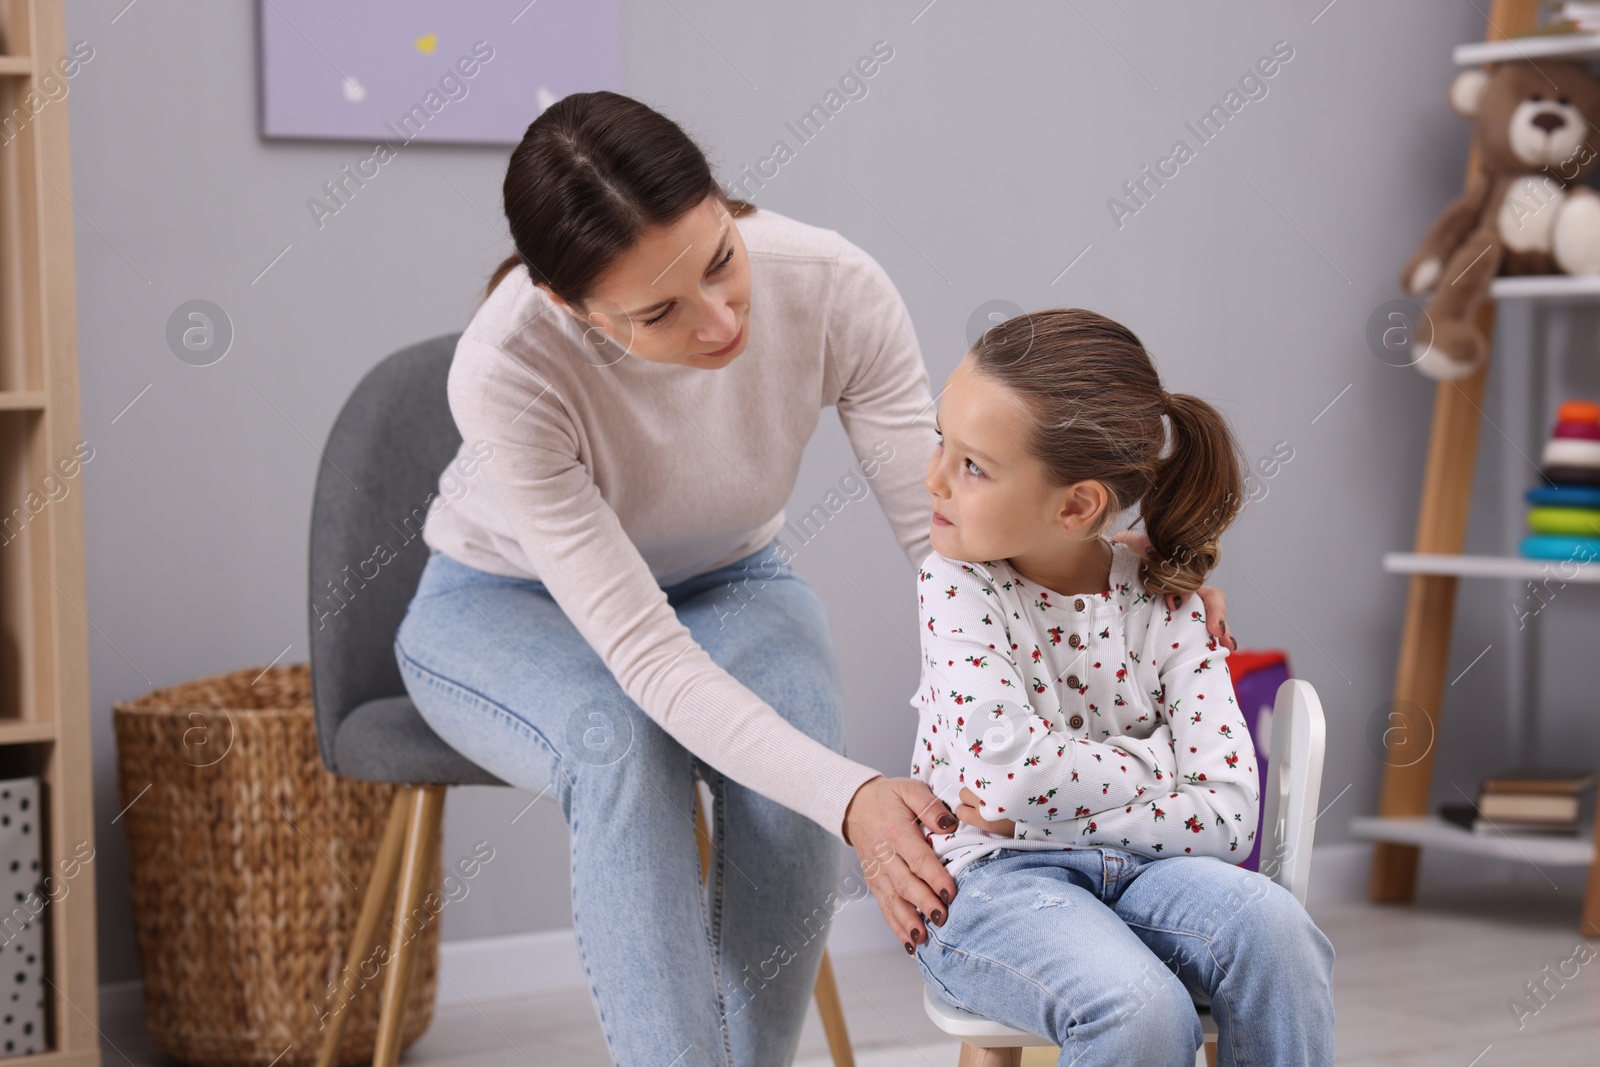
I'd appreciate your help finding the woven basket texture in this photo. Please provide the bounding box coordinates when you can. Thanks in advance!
[113,663,440,1067]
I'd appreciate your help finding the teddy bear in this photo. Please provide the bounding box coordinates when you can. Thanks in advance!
[1401,59,1600,379]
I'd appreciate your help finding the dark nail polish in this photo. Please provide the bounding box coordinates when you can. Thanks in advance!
[1221,619,1229,635]
[939,887,951,904]
[931,910,944,925]
[910,927,921,944]
[904,940,915,955]
[938,813,957,831]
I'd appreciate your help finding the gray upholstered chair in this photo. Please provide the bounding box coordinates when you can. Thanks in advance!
[309,331,506,1067]
[307,333,858,1067]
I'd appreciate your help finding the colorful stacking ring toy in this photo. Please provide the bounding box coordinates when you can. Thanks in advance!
[1542,465,1600,487]
[1527,484,1600,508]
[1543,438,1600,468]
[1527,505,1600,537]
[1524,401,1600,560]
[1520,534,1600,561]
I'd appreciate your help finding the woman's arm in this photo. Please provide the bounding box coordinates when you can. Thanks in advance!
[447,333,903,842]
[826,234,938,571]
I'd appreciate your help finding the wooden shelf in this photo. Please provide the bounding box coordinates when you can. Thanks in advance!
[0,720,54,745]
[1384,552,1600,582]
[1490,273,1600,302]
[0,389,45,410]
[1351,815,1596,866]
[1454,31,1600,65]
[0,1,102,1062]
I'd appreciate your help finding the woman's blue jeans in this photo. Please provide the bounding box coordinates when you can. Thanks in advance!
[394,537,846,1067]
[916,845,1337,1066]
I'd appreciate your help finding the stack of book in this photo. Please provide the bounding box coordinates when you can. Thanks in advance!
[1439,767,1596,836]
[1520,2,1600,34]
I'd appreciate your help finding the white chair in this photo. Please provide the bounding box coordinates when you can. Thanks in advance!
[921,678,1327,1067]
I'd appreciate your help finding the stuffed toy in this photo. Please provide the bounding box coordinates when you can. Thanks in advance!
[1401,59,1600,379]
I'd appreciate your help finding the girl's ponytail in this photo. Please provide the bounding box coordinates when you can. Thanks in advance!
[1139,391,1245,598]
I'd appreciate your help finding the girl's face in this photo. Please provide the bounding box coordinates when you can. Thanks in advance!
[926,355,1108,562]
[543,194,753,368]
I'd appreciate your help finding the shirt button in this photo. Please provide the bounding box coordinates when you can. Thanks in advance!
[1068,633,1081,649]
[1066,674,1081,689]
[1074,598,1085,612]
[1069,714,1084,729]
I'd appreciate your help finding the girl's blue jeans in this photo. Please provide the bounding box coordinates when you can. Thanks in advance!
[916,845,1337,1066]
[394,537,845,1067]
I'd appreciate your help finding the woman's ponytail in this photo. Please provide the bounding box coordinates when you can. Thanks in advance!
[1139,392,1245,598]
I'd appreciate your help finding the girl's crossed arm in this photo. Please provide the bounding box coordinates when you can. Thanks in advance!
[919,554,1261,861]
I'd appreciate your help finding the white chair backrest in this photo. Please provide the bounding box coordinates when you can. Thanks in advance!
[1257,679,1326,907]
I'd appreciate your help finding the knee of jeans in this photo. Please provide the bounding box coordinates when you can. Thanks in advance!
[567,710,696,803]
[1247,885,1335,974]
[1103,956,1197,1032]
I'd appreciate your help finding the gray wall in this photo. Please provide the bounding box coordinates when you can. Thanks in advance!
[65,0,1594,988]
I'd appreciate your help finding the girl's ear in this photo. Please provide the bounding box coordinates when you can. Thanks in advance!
[1056,479,1110,535]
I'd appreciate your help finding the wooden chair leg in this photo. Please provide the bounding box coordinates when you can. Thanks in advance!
[958,1043,1020,1067]
[371,785,446,1067]
[315,788,411,1067]
[1203,1034,1219,1066]
[693,779,857,1067]
[813,950,856,1067]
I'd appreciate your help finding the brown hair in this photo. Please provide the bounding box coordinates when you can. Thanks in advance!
[483,91,755,306]
[968,307,1245,597]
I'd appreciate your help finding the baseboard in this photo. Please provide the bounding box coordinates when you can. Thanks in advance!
[99,839,1555,1037]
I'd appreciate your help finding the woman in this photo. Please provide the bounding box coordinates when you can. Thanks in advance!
[395,90,1234,1065]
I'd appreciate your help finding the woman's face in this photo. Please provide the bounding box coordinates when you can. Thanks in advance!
[545,194,753,368]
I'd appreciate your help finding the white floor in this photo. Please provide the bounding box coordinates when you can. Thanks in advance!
[100,879,1600,1066]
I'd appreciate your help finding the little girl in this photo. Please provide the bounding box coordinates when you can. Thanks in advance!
[909,308,1335,1066]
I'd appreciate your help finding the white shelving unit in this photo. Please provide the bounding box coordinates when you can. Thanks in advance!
[1350,815,1595,866]
[1454,31,1600,65]
[1490,273,1600,301]
[1383,552,1600,582]
[1365,1,1600,934]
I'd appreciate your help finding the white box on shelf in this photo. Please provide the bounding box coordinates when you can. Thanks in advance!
[0,777,44,1058]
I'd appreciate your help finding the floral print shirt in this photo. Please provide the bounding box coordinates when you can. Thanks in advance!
[908,540,1260,878]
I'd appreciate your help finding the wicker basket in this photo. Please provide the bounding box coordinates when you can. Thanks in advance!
[113,663,441,1067]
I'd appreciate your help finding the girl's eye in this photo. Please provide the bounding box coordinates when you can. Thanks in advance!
[641,247,736,327]
[964,458,984,477]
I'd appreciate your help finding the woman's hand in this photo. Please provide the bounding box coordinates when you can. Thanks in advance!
[956,786,1015,836]
[1110,530,1237,652]
[842,776,960,955]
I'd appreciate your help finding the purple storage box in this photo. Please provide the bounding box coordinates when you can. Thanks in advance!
[1227,650,1291,873]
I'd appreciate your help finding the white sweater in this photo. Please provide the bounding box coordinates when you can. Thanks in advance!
[420,207,937,840]
[910,541,1260,878]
